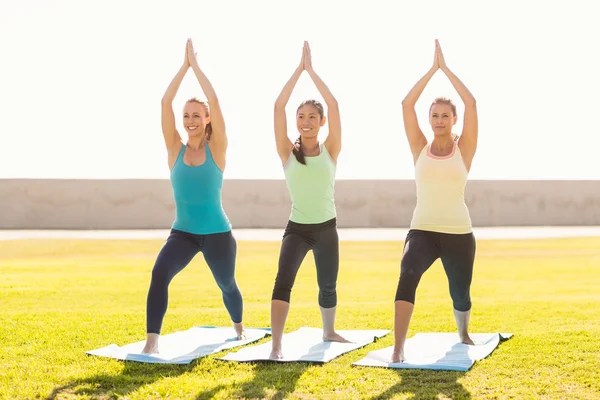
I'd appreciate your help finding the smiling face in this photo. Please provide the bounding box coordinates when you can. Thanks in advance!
[429,100,457,137]
[296,101,325,139]
[183,101,210,138]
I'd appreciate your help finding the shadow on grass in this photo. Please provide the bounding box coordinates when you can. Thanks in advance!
[195,361,312,400]
[195,335,350,399]
[369,369,470,400]
[46,360,194,399]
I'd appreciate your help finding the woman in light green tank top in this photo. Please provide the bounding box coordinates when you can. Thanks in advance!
[269,41,347,360]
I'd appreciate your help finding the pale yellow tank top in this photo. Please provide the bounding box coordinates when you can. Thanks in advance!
[410,141,472,234]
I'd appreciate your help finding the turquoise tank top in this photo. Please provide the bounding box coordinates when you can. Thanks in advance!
[170,144,232,234]
[283,144,337,224]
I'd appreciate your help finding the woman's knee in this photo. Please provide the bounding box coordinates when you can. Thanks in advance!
[272,274,294,303]
[272,287,292,303]
[450,287,471,311]
[216,276,238,294]
[318,287,337,308]
[151,258,173,281]
[394,268,422,303]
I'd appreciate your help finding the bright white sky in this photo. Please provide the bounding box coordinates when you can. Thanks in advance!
[1,0,597,180]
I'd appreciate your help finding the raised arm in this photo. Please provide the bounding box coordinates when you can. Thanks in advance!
[437,40,478,171]
[401,42,439,164]
[303,41,342,163]
[161,42,189,161]
[273,47,304,165]
[187,39,228,155]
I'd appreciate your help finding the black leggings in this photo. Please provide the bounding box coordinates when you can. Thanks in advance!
[146,229,243,334]
[395,229,476,312]
[272,218,339,308]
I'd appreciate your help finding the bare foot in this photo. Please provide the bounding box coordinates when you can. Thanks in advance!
[460,335,475,345]
[269,349,283,360]
[141,342,159,354]
[391,345,405,363]
[234,322,246,340]
[323,332,351,343]
[141,333,159,354]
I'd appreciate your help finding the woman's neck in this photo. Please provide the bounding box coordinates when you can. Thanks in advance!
[187,135,207,150]
[301,136,319,154]
[431,134,455,153]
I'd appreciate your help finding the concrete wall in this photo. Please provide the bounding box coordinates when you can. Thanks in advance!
[1,179,599,229]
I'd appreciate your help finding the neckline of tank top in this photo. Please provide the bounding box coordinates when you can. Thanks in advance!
[304,143,324,158]
[181,143,212,168]
[426,141,457,160]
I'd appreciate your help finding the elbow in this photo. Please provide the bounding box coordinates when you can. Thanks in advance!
[327,98,339,109]
[401,96,416,108]
[465,98,477,108]
[161,96,173,106]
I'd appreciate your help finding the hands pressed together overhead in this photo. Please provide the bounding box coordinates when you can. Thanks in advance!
[183,38,199,69]
[432,39,449,72]
[297,41,314,73]
[183,37,445,74]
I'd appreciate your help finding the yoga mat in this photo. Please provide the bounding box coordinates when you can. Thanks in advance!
[86,326,270,364]
[220,327,390,363]
[353,332,512,371]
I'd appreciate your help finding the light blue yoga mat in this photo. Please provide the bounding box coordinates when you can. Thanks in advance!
[353,332,512,371]
[219,327,390,363]
[86,326,271,364]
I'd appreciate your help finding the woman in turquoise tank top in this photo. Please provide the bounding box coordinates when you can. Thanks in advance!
[392,40,479,363]
[269,41,348,360]
[142,39,245,354]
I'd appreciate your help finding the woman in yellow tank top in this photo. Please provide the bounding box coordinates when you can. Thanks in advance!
[392,40,479,363]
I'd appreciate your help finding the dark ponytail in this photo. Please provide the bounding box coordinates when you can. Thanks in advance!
[292,135,306,165]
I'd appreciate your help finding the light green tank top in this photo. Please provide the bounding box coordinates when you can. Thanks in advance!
[283,144,337,224]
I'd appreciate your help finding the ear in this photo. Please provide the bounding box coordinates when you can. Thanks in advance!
[452,115,458,125]
[320,116,327,127]
[205,115,211,124]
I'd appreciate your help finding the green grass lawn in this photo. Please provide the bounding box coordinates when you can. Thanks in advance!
[1,236,599,399]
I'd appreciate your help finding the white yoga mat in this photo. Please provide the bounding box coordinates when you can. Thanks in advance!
[353,332,512,371]
[219,327,390,363]
[86,326,271,364]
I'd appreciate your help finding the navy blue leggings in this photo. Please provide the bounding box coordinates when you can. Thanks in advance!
[272,218,339,308]
[146,229,243,334]
[395,229,476,312]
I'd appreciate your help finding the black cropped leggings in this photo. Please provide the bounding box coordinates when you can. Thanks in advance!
[395,229,476,312]
[271,218,339,308]
[146,229,243,334]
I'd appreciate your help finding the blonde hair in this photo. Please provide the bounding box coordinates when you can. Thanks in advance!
[429,97,457,116]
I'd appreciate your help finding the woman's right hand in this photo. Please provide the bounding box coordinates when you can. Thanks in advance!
[431,39,440,72]
[297,42,305,72]
[183,39,191,69]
